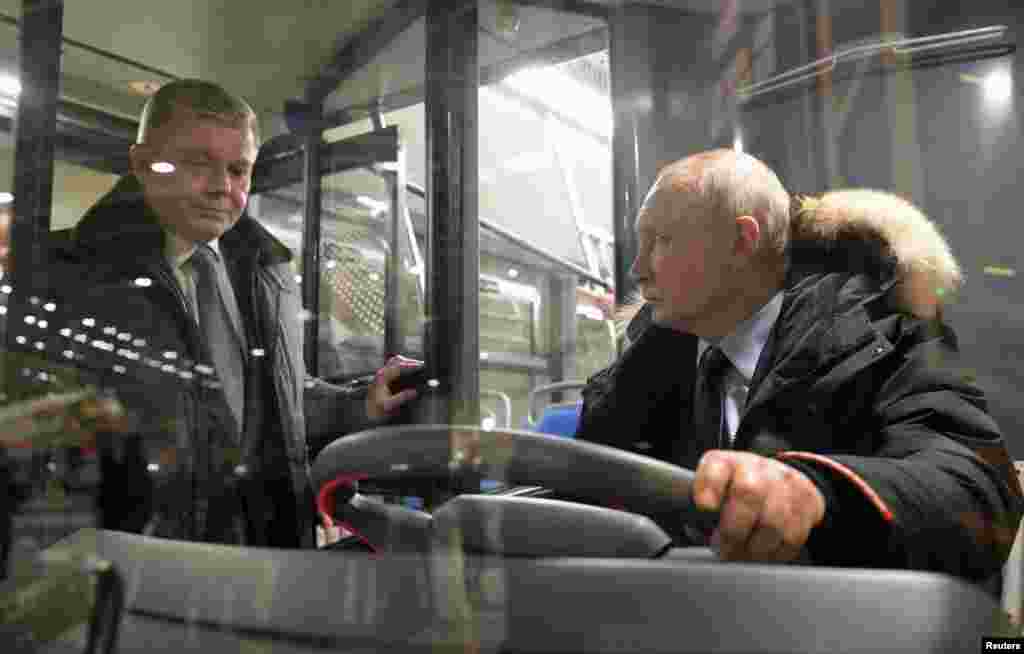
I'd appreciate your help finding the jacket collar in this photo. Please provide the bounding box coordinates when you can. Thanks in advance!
[71,175,292,267]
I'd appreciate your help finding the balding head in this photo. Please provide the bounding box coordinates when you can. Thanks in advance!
[631,150,790,337]
[652,149,790,259]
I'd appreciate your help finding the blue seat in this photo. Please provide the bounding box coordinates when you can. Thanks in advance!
[532,401,582,438]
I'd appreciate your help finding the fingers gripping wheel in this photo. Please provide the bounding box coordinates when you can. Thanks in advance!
[312,424,713,554]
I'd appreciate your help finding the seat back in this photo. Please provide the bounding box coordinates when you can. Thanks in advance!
[533,401,582,438]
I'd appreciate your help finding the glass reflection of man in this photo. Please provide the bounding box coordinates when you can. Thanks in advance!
[43,80,419,547]
[0,201,11,274]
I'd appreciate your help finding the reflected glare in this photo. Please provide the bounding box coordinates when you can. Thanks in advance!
[134,277,153,287]
[150,161,175,174]
[984,69,1013,105]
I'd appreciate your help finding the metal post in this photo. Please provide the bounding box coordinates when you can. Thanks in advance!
[10,0,63,308]
[424,0,479,426]
[300,97,324,376]
[384,146,408,357]
[608,6,648,309]
[546,274,577,402]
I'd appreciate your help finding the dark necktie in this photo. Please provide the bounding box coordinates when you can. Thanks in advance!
[693,346,732,452]
[189,244,245,439]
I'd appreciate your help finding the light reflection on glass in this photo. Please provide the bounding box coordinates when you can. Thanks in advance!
[984,69,1013,105]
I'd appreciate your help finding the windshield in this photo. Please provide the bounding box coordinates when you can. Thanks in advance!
[0,1,1021,651]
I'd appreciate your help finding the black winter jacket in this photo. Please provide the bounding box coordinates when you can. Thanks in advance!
[578,210,1023,583]
[20,177,370,546]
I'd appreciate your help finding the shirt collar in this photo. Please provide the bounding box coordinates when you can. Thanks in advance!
[698,292,784,382]
[164,228,222,269]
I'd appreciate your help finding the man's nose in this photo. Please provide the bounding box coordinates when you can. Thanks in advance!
[206,166,231,194]
[630,253,647,283]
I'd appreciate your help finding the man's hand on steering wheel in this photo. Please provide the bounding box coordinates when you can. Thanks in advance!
[693,450,826,563]
[365,355,422,422]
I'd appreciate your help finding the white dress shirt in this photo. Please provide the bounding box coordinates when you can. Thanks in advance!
[164,230,223,323]
[696,292,784,445]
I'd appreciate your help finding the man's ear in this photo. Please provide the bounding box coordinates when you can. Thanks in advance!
[734,215,761,259]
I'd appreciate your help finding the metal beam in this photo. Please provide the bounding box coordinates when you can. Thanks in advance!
[252,127,399,194]
[305,0,427,105]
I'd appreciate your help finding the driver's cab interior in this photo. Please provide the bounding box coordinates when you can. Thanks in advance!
[1,1,1023,652]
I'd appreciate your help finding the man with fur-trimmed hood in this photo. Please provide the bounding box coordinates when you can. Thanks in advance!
[577,149,1022,582]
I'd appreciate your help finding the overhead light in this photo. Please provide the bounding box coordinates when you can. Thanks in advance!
[150,161,175,174]
[733,133,744,153]
[129,80,162,97]
[0,74,20,98]
[0,192,13,204]
[507,268,519,279]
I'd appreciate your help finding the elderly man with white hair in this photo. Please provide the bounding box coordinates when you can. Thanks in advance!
[577,149,1022,584]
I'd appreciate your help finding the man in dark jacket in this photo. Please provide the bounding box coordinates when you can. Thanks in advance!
[20,80,417,548]
[577,149,1023,582]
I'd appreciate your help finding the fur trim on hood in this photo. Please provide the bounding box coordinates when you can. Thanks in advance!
[790,189,962,320]
[613,189,962,339]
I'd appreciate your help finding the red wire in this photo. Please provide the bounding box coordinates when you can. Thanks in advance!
[315,473,380,555]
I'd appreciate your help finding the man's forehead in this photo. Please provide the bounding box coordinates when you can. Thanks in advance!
[150,114,257,156]
[637,178,702,227]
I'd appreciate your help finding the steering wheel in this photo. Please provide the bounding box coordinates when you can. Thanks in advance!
[312,424,714,556]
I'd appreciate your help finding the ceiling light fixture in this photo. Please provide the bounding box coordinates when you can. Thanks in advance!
[129,80,162,97]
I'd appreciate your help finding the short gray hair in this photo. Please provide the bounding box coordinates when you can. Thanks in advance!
[136,79,260,145]
[698,149,790,256]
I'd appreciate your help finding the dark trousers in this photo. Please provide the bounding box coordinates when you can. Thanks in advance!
[239,475,300,548]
